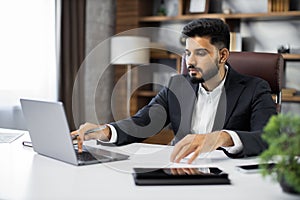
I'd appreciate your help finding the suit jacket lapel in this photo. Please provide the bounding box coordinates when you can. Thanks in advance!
[223,66,246,126]
[212,87,227,131]
[179,76,198,134]
[170,75,198,144]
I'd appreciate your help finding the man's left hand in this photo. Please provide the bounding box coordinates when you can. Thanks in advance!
[170,131,233,164]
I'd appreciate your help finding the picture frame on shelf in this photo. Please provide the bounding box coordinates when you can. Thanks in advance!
[185,0,210,14]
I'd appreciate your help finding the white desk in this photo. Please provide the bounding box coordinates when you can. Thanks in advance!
[0,132,299,200]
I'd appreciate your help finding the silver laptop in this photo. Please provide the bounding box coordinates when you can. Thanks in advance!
[20,99,129,166]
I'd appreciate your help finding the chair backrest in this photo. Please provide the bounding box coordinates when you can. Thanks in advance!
[181,51,284,112]
[228,52,283,112]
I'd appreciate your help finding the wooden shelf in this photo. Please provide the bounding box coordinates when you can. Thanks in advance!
[137,90,157,97]
[282,95,300,102]
[139,11,300,23]
[282,54,300,61]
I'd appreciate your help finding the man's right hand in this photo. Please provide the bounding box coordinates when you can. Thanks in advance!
[70,122,111,153]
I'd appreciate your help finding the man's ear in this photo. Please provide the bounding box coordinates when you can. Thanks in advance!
[219,48,229,64]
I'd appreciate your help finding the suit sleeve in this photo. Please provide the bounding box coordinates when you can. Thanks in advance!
[109,80,172,146]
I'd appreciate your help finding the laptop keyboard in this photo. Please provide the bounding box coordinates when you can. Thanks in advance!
[75,150,98,162]
[75,149,114,162]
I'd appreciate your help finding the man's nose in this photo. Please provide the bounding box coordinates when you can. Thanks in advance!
[186,54,196,67]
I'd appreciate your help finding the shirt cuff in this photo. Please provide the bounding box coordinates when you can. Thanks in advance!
[221,130,243,154]
[97,124,117,144]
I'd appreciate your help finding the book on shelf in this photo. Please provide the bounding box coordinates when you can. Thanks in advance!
[230,32,242,52]
[268,0,290,12]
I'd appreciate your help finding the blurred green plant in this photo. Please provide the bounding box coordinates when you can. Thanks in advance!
[260,113,300,194]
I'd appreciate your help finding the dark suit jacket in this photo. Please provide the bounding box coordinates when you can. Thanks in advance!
[110,66,277,158]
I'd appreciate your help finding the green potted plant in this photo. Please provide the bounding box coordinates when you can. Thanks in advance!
[259,113,300,194]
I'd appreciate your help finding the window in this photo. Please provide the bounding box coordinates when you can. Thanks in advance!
[0,0,57,108]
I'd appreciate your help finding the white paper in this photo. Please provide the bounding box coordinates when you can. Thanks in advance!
[0,128,25,143]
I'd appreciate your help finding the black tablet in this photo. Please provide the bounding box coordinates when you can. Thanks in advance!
[132,167,230,186]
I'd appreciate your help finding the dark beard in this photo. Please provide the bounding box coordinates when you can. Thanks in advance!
[190,76,204,84]
[189,65,219,84]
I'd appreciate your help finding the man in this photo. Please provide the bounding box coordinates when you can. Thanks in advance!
[72,18,276,163]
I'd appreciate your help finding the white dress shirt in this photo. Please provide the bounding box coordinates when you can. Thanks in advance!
[190,66,243,154]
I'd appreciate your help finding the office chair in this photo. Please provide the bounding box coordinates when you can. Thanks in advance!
[181,51,284,112]
[227,52,283,112]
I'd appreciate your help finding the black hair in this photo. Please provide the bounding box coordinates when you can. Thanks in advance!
[181,18,230,50]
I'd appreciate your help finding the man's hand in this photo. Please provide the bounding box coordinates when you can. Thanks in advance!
[70,122,111,153]
[170,131,233,164]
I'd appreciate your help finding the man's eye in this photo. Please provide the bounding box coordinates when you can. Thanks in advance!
[195,51,207,56]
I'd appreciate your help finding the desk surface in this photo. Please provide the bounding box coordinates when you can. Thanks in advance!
[0,132,299,200]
